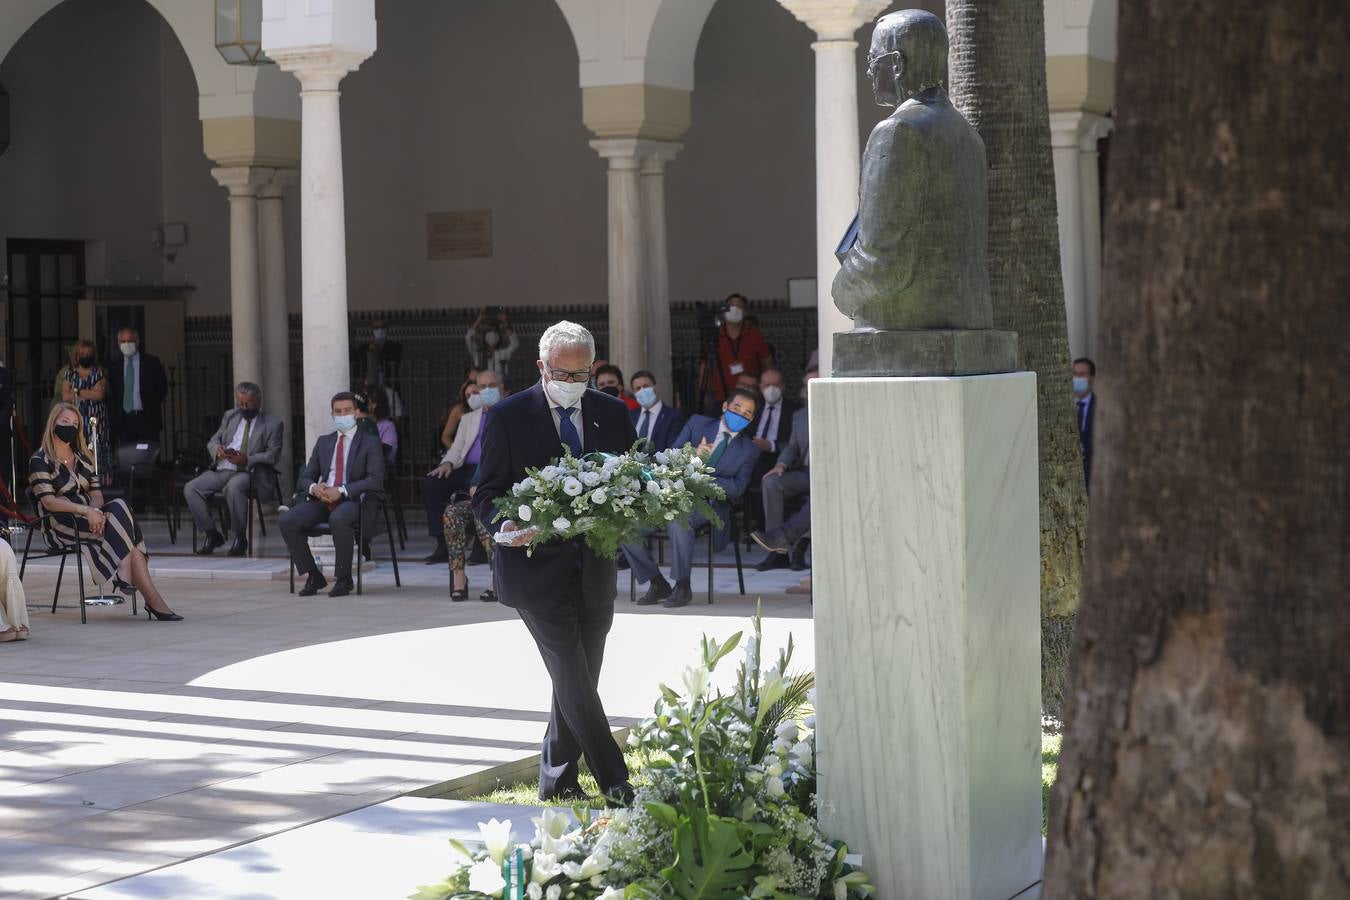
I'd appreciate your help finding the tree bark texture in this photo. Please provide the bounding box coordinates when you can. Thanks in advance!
[1044,1,1350,896]
[946,0,1089,625]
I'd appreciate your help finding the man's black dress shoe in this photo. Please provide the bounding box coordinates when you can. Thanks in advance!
[298,572,328,596]
[663,581,693,608]
[540,784,591,804]
[751,528,793,555]
[328,577,355,598]
[196,531,225,555]
[636,576,672,606]
[602,782,636,808]
[755,551,790,571]
[227,537,249,557]
[789,542,809,571]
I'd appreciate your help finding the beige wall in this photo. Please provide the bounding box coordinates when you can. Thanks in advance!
[0,0,930,318]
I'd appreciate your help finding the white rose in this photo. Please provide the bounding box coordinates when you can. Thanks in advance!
[590,488,607,504]
[552,517,572,531]
[647,480,662,496]
[580,471,601,487]
[766,775,786,797]
[674,479,685,492]
[655,450,670,465]
[517,505,533,522]
[562,477,584,497]
[775,721,799,744]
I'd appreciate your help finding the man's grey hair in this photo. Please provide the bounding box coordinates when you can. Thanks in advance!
[537,321,595,364]
[236,382,262,400]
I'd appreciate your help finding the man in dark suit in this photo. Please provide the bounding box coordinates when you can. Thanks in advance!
[107,328,168,445]
[745,367,797,532]
[629,370,687,452]
[473,321,637,807]
[185,382,285,557]
[1073,357,1096,491]
[756,367,815,570]
[279,392,385,598]
[622,387,762,609]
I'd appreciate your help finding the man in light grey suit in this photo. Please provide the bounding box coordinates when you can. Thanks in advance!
[755,369,815,571]
[185,382,284,557]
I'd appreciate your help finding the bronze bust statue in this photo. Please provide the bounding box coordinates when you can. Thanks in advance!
[832,9,1017,377]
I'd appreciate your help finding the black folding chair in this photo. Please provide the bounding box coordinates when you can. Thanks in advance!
[18,491,138,624]
[103,442,177,545]
[286,491,402,595]
[627,500,746,605]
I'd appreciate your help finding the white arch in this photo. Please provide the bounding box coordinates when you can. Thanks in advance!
[0,0,298,121]
[554,0,718,90]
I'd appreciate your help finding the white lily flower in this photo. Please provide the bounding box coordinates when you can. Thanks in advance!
[561,849,611,881]
[468,858,507,897]
[598,888,625,900]
[477,818,513,866]
[518,505,533,522]
[540,831,573,857]
[682,665,710,700]
[562,477,584,497]
[532,808,570,841]
[530,850,563,884]
[527,883,543,900]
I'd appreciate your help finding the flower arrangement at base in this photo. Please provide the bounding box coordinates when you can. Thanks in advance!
[491,445,725,559]
[411,609,873,900]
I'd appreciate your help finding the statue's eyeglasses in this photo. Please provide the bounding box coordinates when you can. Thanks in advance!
[866,50,899,76]
[547,368,591,383]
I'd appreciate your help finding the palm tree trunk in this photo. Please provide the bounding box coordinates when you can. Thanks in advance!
[945,0,1089,720]
[1043,0,1350,893]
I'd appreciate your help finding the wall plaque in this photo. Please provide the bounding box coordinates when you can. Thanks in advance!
[427,210,493,260]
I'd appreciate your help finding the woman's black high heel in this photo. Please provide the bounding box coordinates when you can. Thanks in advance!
[146,606,184,622]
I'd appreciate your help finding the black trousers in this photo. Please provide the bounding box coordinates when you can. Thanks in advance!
[422,469,471,539]
[279,497,370,580]
[516,573,628,797]
[118,411,159,445]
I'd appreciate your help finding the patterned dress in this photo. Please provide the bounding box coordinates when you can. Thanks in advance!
[29,448,146,585]
[64,366,111,476]
[442,500,493,574]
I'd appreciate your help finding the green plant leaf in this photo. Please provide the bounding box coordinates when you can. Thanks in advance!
[659,811,758,899]
[644,800,681,828]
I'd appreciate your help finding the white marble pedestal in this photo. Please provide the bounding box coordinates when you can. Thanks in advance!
[810,373,1042,900]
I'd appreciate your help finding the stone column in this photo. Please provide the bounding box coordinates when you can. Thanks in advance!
[590,138,646,380]
[640,142,681,402]
[268,49,370,452]
[1077,115,1113,360]
[777,0,889,375]
[258,168,297,490]
[1050,111,1112,360]
[211,166,274,388]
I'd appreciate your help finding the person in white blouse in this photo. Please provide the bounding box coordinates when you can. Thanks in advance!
[465,308,520,379]
[0,540,30,642]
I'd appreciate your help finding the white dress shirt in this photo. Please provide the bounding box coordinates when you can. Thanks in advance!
[216,415,249,472]
[308,431,354,498]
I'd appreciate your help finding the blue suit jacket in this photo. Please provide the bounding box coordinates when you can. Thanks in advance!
[672,414,760,550]
[630,404,688,452]
[473,383,638,611]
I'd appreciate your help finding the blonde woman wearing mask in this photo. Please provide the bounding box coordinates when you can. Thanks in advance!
[28,403,181,621]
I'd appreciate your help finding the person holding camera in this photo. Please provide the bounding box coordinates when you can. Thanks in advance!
[699,293,773,413]
[466,307,519,380]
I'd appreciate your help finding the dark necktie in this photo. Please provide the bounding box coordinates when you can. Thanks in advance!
[558,407,583,456]
[1077,399,1087,432]
[328,433,346,510]
[707,433,730,468]
[637,411,650,442]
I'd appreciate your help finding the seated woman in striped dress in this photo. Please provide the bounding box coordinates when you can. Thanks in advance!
[28,403,182,621]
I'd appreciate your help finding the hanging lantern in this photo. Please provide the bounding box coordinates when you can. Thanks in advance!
[215,0,269,65]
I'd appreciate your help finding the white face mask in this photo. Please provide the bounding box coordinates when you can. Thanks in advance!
[467,393,484,411]
[545,377,588,408]
[723,307,745,324]
[761,385,782,405]
[119,342,137,358]
[484,330,501,347]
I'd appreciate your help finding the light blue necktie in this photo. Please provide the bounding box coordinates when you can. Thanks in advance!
[558,407,583,456]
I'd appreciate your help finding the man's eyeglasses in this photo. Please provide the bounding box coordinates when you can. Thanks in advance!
[866,50,899,77]
[547,368,591,384]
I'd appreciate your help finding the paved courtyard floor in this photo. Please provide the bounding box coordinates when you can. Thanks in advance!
[1,518,812,898]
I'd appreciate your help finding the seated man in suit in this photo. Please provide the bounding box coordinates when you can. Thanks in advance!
[623,387,762,609]
[755,368,814,570]
[279,392,385,598]
[422,369,503,563]
[745,367,797,533]
[629,370,687,452]
[185,382,284,557]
